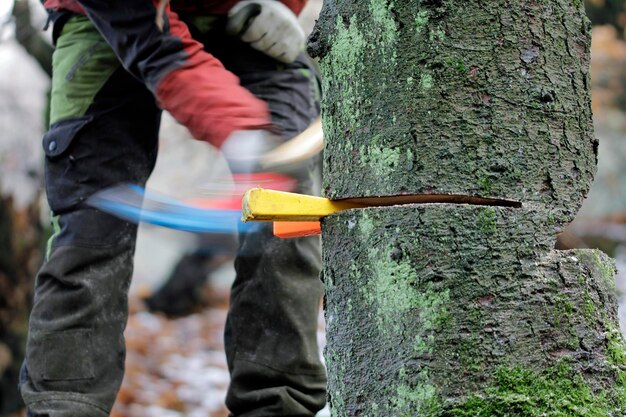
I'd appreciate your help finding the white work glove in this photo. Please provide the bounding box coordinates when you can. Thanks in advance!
[221,129,282,173]
[227,0,305,64]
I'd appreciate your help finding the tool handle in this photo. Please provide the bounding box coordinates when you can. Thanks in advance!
[225,3,262,36]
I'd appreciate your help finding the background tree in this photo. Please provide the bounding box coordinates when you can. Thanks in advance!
[585,0,626,37]
[0,1,49,414]
[12,0,52,77]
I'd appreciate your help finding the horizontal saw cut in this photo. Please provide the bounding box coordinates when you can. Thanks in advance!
[242,188,522,222]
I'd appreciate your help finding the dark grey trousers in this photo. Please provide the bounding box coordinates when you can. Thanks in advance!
[20,14,326,417]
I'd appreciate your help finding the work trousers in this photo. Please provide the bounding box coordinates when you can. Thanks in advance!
[19,14,326,417]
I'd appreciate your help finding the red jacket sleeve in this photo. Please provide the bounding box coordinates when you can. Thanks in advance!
[77,0,272,147]
[279,0,307,16]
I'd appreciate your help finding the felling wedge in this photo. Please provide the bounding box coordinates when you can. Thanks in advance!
[242,188,366,222]
[242,188,523,238]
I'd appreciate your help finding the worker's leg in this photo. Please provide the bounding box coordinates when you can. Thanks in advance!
[189,22,326,416]
[19,15,161,417]
[226,228,325,417]
[231,69,325,415]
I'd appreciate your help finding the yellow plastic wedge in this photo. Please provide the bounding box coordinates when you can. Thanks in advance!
[242,188,522,223]
[242,188,366,222]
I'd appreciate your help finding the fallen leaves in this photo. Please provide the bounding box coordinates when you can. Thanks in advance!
[112,288,231,417]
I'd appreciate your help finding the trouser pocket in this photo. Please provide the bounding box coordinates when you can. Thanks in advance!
[43,116,92,213]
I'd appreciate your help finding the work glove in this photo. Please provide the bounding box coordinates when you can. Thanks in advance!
[227,0,305,64]
[221,129,283,173]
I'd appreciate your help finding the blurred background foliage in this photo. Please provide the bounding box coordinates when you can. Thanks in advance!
[586,0,626,36]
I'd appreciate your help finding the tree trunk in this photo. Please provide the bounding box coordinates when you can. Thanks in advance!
[310,0,626,415]
[12,0,54,77]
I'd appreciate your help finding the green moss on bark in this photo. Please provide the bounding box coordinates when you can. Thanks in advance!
[316,0,596,226]
[390,370,439,417]
[314,0,617,414]
[369,0,398,61]
[446,362,626,416]
[320,15,367,134]
[322,206,624,416]
[575,249,618,291]
[607,328,626,366]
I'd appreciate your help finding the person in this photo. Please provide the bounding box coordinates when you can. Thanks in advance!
[19,1,327,416]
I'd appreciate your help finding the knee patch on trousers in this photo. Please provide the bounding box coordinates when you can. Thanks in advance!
[28,329,95,382]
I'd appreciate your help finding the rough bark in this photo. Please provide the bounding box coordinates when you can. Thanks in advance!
[311,0,595,226]
[310,0,626,415]
[322,206,625,415]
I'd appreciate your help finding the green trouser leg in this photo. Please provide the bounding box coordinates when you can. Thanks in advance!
[20,16,161,417]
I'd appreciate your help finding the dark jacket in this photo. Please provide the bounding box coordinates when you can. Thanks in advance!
[42,0,308,147]
[43,0,306,16]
